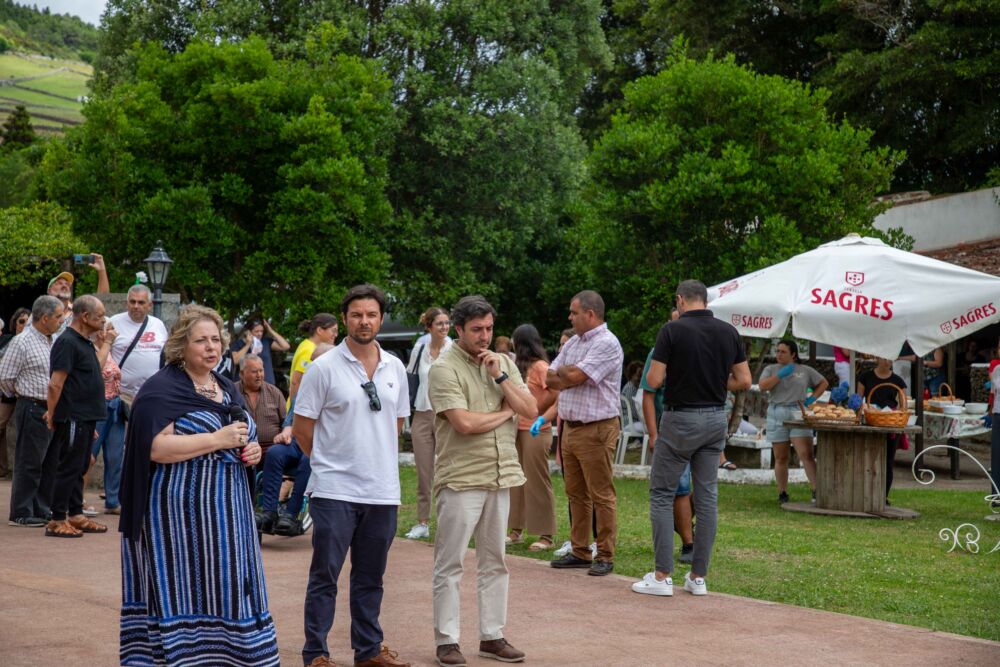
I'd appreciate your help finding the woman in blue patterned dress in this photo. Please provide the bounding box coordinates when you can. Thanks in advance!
[118,305,279,666]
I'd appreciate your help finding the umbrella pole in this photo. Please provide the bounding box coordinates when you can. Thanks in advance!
[849,349,857,393]
[914,358,925,457]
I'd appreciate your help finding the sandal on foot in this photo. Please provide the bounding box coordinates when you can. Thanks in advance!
[719,460,738,470]
[45,520,82,538]
[529,538,554,551]
[68,516,108,533]
[505,530,523,545]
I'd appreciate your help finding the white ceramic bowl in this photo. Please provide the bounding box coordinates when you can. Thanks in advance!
[942,405,964,415]
[964,403,988,415]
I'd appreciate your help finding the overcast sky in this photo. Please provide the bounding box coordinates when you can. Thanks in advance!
[34,1,107,26]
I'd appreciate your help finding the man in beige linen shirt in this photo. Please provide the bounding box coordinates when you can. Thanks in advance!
[428,295,537,667]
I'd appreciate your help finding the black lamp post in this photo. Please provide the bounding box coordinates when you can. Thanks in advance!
[143,241,173,319]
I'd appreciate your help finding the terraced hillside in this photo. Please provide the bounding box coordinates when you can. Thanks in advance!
[0,51,89,134]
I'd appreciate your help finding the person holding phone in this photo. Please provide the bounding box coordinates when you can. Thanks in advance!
[230,318,290,386]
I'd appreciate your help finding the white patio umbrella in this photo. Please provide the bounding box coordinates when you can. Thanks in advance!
[707,234,1000,359]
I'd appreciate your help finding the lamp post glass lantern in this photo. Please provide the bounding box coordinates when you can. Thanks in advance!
[143,241,173,318]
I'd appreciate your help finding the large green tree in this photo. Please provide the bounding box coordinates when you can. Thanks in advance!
[576,50,901,356]
[582,1,999,192]
[93,1,610,336]
[43,35,395,326]
[0,202,83,287]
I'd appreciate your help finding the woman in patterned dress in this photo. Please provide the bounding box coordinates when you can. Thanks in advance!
[118,305,279,666]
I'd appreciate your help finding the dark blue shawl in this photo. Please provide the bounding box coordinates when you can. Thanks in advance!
[119,363,247,540]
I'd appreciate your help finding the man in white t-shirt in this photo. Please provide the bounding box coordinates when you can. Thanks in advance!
[292,284,411,667]
[108,285,168,406]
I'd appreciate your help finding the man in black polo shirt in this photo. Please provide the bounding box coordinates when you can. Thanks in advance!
[43,294,111,538]
[630,280,750,598]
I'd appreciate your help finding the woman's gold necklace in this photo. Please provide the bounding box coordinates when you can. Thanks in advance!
[192,376,218,400]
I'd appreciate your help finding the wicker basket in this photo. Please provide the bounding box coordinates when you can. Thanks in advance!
[863,383,910,428]
[926,382,964,412]
[798,400,861,426]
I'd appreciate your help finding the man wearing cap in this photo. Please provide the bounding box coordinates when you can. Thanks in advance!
[0,296,65,526]
[40,254,109,335]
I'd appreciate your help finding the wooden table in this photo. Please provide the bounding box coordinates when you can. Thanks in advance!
[783,420,922,519]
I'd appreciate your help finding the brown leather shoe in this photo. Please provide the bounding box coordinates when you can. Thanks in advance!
[355,645,410,666]
[435,643,466,666]
[478,638,525,663]
[306,656,336,667]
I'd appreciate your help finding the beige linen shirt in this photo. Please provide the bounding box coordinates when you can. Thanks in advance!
[429,343,527,494]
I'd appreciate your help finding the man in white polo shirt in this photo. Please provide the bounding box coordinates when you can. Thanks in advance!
[292,284,411,667]
[108,284,168,407]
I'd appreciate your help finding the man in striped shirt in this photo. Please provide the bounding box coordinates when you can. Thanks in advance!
[547,290,624,577]
[0,295,65,526]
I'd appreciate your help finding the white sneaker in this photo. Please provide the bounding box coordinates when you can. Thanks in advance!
[632,572,673,596]
[589,541,598,558]
[405,523,430,539]
[553,540,572,557]
[683,572,708,596]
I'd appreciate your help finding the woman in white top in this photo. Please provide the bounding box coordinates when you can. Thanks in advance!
[403,307,452,539]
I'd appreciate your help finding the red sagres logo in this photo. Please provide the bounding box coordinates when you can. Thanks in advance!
[140,332,157,343]
[719,280,739,297]
[731,313,774,329]
[845,271,865,286]
[940,302,997,335]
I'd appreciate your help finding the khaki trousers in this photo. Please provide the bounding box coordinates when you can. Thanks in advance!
[432,487,510,645]
[508,430,556,537]
[561,417,619,561]
[409,410,436,522]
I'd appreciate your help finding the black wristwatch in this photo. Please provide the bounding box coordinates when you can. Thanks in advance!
[494,372,509,385]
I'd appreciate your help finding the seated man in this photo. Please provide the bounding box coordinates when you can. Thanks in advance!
[255,343,332,536]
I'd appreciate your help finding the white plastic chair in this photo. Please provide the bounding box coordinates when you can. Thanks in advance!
[616,395,649,465]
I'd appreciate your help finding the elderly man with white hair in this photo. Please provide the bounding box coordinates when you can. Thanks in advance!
[108,284,169,409]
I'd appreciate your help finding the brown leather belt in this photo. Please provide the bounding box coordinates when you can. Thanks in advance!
[562,416,617,428]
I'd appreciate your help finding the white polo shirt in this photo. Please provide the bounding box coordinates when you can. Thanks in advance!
[294,340,410,505]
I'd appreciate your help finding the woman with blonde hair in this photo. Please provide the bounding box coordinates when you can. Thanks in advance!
[403,306,451,539]
[118,305,278,666]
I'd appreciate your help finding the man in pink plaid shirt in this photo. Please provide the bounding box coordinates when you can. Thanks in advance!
[547,290,624,576]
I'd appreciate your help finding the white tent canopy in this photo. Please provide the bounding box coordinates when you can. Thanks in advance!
[707,234,1000,358]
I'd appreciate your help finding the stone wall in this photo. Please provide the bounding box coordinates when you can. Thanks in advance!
[98,292,181,328]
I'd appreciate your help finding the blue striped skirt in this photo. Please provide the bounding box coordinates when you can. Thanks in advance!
[120,449,279,666]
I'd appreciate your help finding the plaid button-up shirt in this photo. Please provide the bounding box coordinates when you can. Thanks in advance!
[0,325,54,401]
[550,323,624,423]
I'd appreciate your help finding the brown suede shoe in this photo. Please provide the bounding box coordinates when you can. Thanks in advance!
[355,645,410,666]
[306,656,336,667]
[435,643,467,666]
[479,638,525,663]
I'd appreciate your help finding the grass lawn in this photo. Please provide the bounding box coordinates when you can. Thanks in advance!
[394,465,1000,641]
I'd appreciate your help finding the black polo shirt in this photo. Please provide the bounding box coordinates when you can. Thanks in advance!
[49,326,105,422]
[652,309,746,408]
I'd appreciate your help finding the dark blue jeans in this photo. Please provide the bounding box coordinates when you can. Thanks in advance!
[303,497,397,665]
[92,397,125,509]
[261,441,310,515]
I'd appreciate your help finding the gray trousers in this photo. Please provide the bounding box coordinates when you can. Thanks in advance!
[649,408,727,576]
